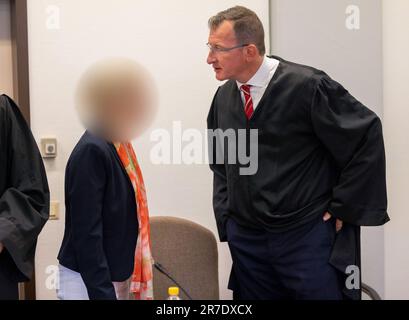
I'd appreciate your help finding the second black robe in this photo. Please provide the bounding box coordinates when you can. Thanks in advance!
[0,94,50,298]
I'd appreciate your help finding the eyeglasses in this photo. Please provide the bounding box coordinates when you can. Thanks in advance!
[206,43,249,53]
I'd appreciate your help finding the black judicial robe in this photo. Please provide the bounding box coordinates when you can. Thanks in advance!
[207,56,389,300]
[0,95,49,285]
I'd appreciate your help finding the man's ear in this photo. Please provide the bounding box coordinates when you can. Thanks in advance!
[245,44,259,61]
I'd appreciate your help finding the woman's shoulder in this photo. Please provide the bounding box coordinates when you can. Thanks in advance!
[69,131,113,163]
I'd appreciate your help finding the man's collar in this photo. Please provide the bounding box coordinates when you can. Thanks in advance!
[236,56,279,89]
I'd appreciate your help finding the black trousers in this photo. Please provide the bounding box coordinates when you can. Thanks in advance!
[0,250,19,300]
[227,215,343,300]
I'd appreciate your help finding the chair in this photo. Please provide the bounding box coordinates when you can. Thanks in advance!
[150,216,219,300]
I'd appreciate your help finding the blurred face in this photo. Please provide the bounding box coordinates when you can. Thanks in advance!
[76,58,157,143]
[207,21,248,81]
[97,83,154,142]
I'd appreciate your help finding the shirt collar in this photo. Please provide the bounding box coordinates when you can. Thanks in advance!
[236,56,278,89]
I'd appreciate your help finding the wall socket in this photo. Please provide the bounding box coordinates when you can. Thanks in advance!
[49,201,60,220]
[40,137,58,158]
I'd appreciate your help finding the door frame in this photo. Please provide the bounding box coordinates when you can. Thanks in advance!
[10,0,30,125]
[10,0,35,300]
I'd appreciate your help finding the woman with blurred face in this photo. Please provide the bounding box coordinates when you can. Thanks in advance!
[57,58,156,300]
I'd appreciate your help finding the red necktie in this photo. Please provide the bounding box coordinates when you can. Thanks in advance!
[240,84,254,120]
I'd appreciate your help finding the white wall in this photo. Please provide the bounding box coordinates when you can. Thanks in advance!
[27,0,270,300]
[383,0,409,300]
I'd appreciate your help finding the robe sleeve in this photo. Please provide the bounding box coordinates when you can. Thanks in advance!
[66,144,117,299]
[0,95,50,280]
[207,88,230,242]
[310,75,389,226]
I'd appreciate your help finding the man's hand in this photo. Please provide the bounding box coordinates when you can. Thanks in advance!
[323,212,343,233]
[0,242,4,254]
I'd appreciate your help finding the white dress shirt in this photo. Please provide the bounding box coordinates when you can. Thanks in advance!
[236,56,280,110]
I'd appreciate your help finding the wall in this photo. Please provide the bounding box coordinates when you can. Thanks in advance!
[0,0,14,97]
[26,0,270,300]
[383,0,409,300]
[270,0,385,297]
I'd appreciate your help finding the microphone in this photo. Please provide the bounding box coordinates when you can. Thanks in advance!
[153,262,193,300]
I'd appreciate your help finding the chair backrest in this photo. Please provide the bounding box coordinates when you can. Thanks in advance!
[150,216,219,300]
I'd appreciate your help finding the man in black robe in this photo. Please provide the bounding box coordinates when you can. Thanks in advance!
[0,94,49,300]
[206,6,389,300]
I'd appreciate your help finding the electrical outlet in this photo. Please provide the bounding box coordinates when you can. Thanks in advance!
[49,201,60,220]
[41,137,58,158]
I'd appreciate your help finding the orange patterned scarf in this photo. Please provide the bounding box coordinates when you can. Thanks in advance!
[114,142,154,300]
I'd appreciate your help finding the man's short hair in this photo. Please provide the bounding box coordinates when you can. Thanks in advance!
[208,6,266,56]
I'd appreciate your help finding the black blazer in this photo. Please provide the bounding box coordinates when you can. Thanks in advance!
[58,131,138,300]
